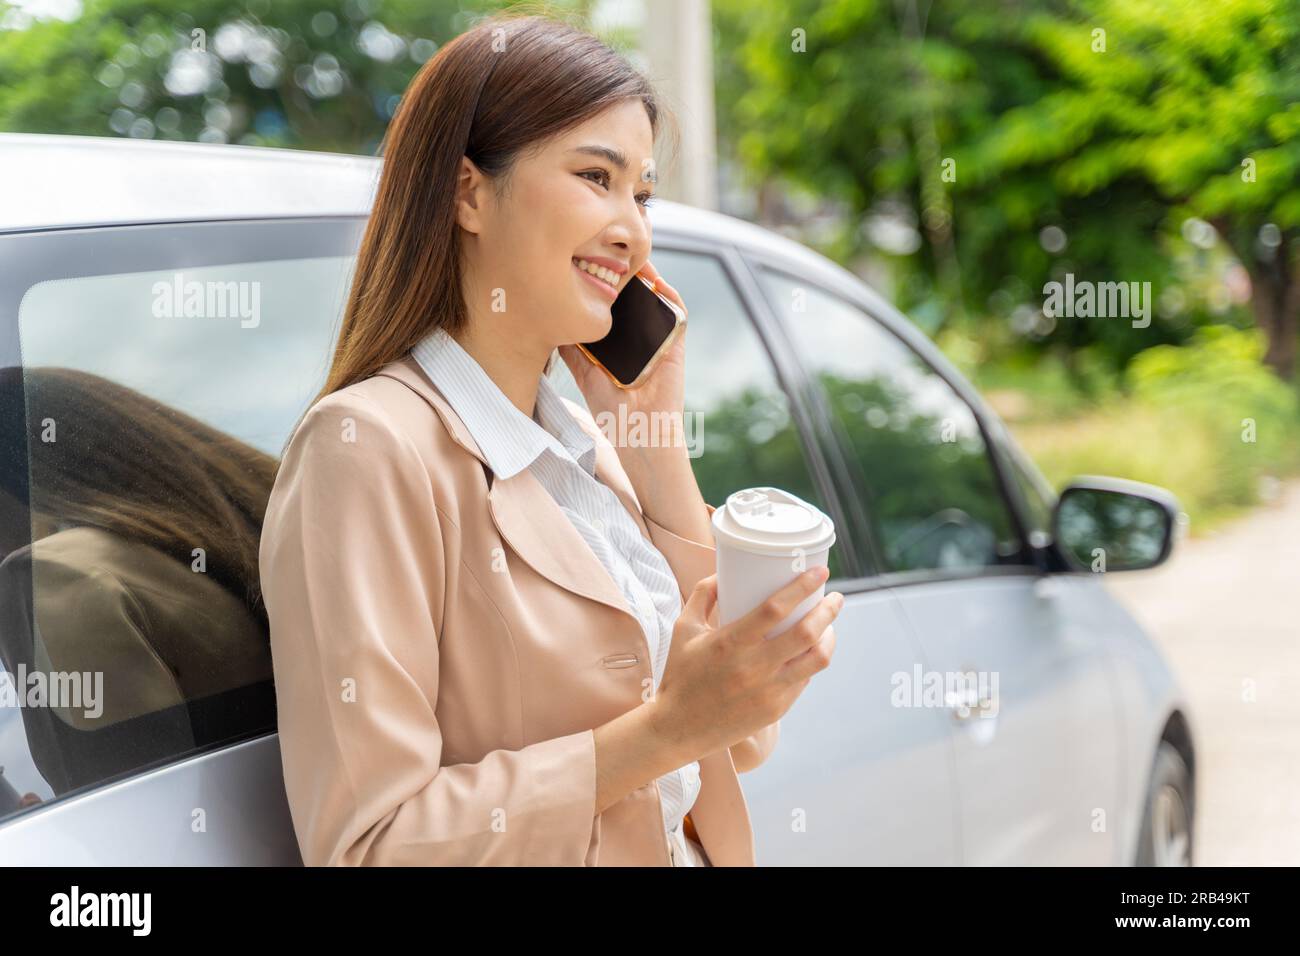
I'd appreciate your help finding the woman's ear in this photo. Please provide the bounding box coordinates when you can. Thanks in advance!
[455,156,487,234]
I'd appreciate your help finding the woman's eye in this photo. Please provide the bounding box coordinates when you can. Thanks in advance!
[581,169,654,208]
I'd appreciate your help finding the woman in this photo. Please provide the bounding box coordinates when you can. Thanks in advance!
[258,12,843,867]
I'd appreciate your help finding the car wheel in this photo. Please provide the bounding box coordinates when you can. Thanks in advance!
[1135,741,1193,866]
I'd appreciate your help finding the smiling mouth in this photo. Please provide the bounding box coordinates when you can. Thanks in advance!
[572,257,620,291]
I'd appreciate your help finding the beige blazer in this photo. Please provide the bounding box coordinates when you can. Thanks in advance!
[258,353,779,866]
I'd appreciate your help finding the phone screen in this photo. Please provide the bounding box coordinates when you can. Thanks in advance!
[579,274,681,386]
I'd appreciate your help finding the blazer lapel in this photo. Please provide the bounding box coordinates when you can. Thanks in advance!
[486,466,637,620]
[373,354,644,626]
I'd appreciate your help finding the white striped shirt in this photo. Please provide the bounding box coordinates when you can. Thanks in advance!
[410,327,702,842]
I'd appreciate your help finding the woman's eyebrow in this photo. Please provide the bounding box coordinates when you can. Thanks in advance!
[569,144,658,185]
[570,144,629,171]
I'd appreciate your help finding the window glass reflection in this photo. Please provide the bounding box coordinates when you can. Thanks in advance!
[758,268,1024,574]
[0,252,352,821]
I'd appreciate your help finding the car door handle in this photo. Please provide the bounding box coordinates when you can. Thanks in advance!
[945,686,980,720]
[945,676,998,721]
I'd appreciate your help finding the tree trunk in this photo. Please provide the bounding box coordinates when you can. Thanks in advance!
[1247,255,1298,380]
[1212,217,1298,380]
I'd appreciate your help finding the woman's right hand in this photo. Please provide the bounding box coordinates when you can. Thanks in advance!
[649,566,843,761]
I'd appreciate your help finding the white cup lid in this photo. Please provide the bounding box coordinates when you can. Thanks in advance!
[711,487,836,556]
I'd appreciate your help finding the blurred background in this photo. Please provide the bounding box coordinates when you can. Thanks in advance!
[2,0,1296,862]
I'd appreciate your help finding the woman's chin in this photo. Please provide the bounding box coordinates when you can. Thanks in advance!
[573,310,613,344]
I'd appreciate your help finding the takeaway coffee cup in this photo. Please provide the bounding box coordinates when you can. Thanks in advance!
[710,487,837,639]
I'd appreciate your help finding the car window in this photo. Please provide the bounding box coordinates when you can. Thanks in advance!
[998,425,1056,549]
[549,249,846,579]
[756,266,1024,575]
[0,224,354,823]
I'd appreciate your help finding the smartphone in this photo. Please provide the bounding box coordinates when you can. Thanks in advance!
[576,271,685,389]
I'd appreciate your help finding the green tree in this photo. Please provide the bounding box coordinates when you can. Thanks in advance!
[714,0,1300,379]
[970,0,1300,376]
[0,0,602,154]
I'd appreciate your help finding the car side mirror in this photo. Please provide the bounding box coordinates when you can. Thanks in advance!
[1051,476,1185,573]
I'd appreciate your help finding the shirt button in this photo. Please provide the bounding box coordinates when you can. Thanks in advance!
[592,517,605,533]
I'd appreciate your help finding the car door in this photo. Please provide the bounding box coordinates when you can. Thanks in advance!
[751,260,1121,865]
[555,241,960,865]
[0,216,364,863]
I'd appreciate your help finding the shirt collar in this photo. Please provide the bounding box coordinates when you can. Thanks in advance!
[410,326,596,480]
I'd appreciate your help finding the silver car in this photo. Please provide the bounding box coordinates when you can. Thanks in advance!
[0,133,1196,865]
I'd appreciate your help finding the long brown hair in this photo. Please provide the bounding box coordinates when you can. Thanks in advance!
[0,366,277,621]
[305,9,676,426]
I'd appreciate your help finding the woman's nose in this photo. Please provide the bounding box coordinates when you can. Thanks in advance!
[607,201,651,256]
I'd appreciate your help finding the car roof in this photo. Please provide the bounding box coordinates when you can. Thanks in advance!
[0,133,382,233]
[0,132,866,287]
[0,132,979,412]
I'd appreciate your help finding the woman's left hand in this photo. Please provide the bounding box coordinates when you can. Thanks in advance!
[557,260,688,450]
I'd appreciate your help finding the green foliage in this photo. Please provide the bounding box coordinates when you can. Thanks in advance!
[1007,326,1300,529]
[713,0,1300,376]
[1126,326,1298,507]
[0,0,596,152]
[972,347,1120,420]
[1128,325,1294,412]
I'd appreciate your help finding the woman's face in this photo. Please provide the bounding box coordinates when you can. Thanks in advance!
[456,98,656,354]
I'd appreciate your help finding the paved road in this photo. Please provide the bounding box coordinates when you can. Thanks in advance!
[1104,481,1300,865]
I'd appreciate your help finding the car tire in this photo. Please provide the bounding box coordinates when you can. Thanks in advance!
[1135,741,1193,866]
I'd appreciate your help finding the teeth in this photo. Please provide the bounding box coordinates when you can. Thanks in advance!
[574,258,618,288]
